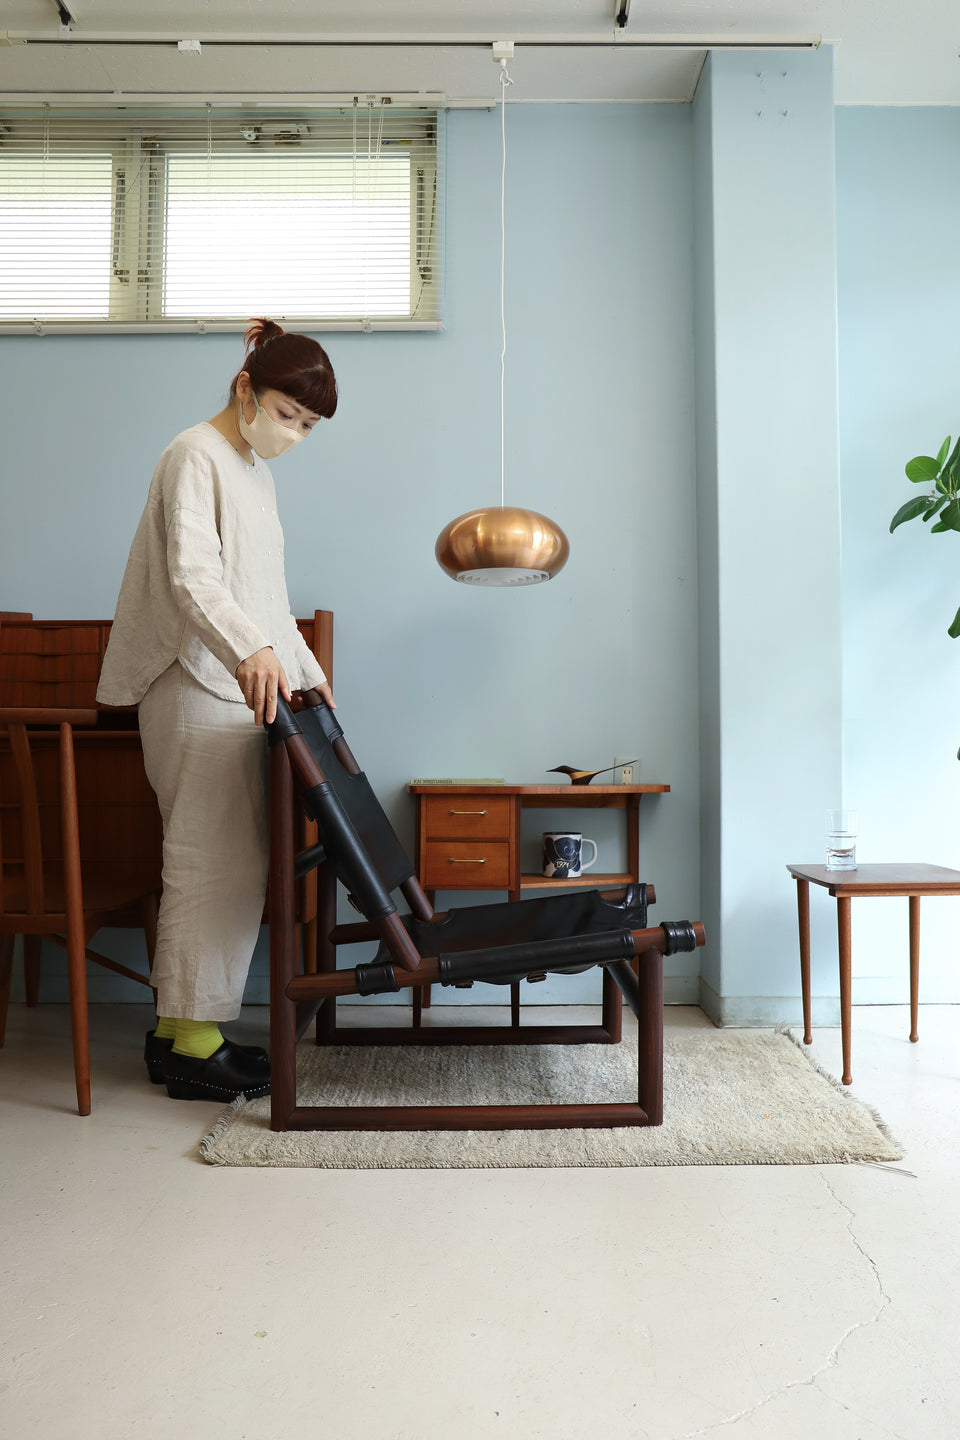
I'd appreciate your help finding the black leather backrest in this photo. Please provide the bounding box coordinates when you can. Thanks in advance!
[292,701,415,899]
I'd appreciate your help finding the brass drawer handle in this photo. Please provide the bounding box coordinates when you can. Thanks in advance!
[449,809,488,816]
[448,857,487,864]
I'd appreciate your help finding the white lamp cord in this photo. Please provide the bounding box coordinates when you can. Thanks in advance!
[499,58,512,509]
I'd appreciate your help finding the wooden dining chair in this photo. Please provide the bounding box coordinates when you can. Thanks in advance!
[0,610,332,1111]
[0,708,161,1114]
[0,685,165,1111]
[0,615,118,1008]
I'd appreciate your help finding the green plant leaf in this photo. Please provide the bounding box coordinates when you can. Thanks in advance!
[937,436,952,467]
[943,436,960,481]
[890,496,932,531]
[948,604,960,639]
[905,455,942,483]
[938,499,960,531]
[923,496,947,521]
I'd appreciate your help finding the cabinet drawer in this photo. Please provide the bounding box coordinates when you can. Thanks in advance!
[423,840,512,890]
[422,794,513,840]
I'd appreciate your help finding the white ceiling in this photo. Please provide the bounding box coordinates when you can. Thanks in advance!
[0,0,958,104]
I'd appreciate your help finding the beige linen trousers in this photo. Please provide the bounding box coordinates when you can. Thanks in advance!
[138,662,270,1020]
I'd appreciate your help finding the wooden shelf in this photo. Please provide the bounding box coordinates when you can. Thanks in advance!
[408,783,668,796]
[519,871,633,891]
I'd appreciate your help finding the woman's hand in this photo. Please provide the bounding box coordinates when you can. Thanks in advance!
[314,680,336,710]
[236,646,291,725]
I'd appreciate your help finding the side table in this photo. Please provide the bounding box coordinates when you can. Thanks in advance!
[409,782,670,902]
[409,781,669,1021]
[786,862,960,1084]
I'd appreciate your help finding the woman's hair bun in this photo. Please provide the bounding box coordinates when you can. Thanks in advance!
[244,317,285,351]
[231,319,338,419]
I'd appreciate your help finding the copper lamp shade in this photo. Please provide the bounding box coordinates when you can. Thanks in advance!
[435,53,570,590]
[435,506,570,586]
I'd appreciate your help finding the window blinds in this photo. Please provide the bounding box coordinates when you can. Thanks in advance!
[0,101,444,332]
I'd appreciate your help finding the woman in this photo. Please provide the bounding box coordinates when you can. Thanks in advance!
[97,319,337,1101]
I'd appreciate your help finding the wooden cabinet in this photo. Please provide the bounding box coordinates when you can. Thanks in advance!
[410,782,669,902]
[419,793,517,891]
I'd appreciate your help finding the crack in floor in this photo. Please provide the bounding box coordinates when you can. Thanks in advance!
[677,1168,899,1438]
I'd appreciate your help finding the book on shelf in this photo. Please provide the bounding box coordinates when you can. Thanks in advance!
[409,777,505,786]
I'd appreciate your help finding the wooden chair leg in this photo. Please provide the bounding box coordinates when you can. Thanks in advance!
[0,934,14,1048]
[601,965,622,1042]
[302,915,318,975]
[23,934,41,1007]
[60,723,91,1115]
[141,891,159,969]
[315,861,337,1045]
[269,742,298,1129]
[635,946,663,1125]
[65,924,92,1117]
[140,892,160,1012]
[510,982,521,1027]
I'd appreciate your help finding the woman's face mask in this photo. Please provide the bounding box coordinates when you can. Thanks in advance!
[237,389,306,460]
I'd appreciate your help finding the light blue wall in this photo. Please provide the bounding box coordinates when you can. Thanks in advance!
[837,107,960,1002]
[10,93,958,1023]
[693,50,844,1025]
[1,103,702,1007]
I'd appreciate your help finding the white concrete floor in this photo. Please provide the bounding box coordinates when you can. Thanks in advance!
[1,1000,957,1440]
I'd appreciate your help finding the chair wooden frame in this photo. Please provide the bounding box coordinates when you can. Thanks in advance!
[266,696,705,1133]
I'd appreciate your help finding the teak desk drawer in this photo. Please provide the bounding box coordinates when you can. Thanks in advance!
[423,840,512,890]
[422,794,513,840]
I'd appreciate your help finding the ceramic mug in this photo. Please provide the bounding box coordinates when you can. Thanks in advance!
[542,832,598,880]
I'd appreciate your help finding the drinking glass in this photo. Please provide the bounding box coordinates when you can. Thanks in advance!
[826,809,857,870]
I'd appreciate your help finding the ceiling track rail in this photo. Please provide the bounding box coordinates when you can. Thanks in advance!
[0,91,490,108]
[0,31,823,51]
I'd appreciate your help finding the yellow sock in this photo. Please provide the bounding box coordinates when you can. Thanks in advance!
[171,1018,224,1060]
[154,1016,176,1040]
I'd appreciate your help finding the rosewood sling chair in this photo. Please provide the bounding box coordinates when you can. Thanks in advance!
[266,692,705,1133]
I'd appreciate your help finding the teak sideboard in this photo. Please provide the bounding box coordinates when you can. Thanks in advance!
[408,782,670,903]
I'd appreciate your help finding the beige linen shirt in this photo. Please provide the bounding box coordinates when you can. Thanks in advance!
[97,421,326,706]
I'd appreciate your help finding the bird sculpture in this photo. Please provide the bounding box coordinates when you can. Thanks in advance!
[547,761,638,786]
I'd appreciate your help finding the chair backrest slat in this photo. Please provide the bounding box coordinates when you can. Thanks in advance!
[4,721,45,915]
[295,611,334,688]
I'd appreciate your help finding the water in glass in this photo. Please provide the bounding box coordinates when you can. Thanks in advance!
[826,835,857,869]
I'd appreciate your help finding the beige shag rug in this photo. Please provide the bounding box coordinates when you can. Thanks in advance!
[199,1027,903,1170]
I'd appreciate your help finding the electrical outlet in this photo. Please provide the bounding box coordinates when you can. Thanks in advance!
[613,756,638,785]
[620,763,634,785]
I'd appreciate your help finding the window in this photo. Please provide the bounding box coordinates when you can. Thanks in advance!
[0,102,444,332]
[0,153,114,319]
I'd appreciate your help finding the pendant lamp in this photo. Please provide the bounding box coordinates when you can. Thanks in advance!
[435,47,569,587]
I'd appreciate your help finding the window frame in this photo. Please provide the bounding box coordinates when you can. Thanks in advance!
[0,100,445,335]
